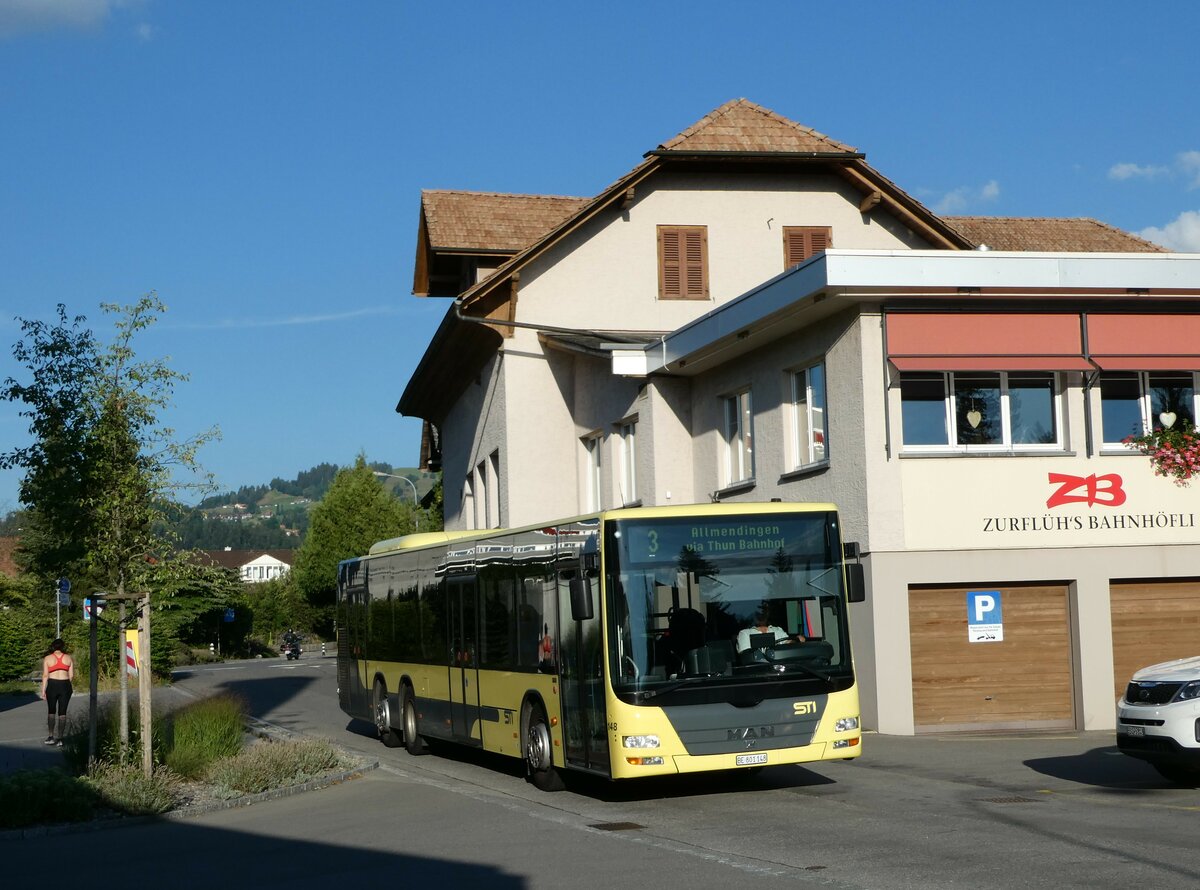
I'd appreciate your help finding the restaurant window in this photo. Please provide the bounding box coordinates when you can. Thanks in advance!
[899,371,1060,450]
[724,389,754,484]
[791,362,828,468]
[1101,371,1197,448]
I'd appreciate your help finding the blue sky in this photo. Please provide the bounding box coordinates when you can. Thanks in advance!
[2,1,1199,513]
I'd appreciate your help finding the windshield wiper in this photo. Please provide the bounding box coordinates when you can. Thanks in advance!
[636,674,718,700]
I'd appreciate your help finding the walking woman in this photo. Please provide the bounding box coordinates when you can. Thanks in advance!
[39,638,74,746]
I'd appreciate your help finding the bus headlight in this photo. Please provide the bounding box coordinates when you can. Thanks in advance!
[834,717,859,732]
[622,734,660,748]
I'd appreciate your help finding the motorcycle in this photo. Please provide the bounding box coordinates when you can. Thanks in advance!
[281,639,302,660]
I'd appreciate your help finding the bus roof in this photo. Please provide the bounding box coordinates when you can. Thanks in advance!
[363,501,839,558]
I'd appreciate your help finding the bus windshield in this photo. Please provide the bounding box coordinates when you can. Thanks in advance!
[604,511,853,702]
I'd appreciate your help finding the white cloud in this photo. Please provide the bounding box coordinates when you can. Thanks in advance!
[134,21,156,42]
[933,181,1001,215]
[1108,162,1168,181]
[0,0,145,37]
[1139,210,1200,252]
[1177,151,1200,189]
[170,306,403,331]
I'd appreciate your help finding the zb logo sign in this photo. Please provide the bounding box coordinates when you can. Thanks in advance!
[1046,473,1126,508]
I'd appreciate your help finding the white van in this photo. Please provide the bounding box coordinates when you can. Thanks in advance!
[1116,656,1200,784]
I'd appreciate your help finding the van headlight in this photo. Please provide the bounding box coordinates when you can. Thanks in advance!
[622,734,660,748]
[1175,681,1200,702]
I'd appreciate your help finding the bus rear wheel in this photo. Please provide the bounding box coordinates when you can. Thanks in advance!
[524,703,565,792]
[374,680,402,748]
[402,687,428,756]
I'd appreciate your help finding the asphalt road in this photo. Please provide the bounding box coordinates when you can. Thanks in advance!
[6,655,1199,889]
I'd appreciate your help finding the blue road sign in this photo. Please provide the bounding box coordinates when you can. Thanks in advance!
[57,577,70,595]
[223,608,235,623]
[966,589,1004,642]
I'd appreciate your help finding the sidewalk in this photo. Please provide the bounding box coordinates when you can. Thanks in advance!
[0,684,193,775]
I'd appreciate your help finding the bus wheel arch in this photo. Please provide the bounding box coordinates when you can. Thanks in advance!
[522,694,565,792]
[372,676,402,748]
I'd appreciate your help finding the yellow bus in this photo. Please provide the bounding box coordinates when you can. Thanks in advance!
[337,502,865,790]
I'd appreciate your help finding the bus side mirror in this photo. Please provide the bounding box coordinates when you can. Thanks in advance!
[845,562,866,603]
[570,576,594,621]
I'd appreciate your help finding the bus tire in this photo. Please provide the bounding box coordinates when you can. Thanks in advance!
[402,686,428,756]
[524,702,565,792]
[374,680,402,748]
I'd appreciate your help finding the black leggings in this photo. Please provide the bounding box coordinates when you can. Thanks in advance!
[45,678,72,716]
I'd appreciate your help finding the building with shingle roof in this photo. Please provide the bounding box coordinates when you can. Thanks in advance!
[391,99,1200,741]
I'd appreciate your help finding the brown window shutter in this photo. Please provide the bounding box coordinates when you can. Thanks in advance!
[784,227,833,269]
[658,226,708,300]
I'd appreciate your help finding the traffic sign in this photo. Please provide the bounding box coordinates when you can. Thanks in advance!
[57,577,70,595]
[57,591,71,606]
[83,597,106,622]
[223,608,235,623]
[967,589,1003,642]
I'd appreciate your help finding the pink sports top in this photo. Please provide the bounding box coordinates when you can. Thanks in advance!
[46,654,71,674]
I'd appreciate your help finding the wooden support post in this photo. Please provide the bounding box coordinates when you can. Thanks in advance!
[138,591,152,777]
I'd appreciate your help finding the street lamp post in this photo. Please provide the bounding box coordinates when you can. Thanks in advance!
[372,471,420,530]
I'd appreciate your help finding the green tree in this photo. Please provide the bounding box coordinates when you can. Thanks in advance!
[0,305,98,583]
[291,456,412,633]
[2,294,232,674]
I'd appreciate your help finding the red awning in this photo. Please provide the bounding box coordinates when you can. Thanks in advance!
[886,313,1091,371]
[1086,314,1200,370]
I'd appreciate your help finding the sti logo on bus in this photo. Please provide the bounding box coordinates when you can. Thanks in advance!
[793,701,816,716]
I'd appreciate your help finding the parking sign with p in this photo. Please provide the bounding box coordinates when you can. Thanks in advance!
[967,589,1003,642]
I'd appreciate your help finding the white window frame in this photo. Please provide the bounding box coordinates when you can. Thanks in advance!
[1100,371,1199,449]
[583,433,603,512]
[723,389,755,485]
[619,419,638,505]
[790,362,828,469]
[899,371,1063,453]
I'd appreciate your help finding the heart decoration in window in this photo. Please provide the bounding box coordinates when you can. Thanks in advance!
[1159,411,1177,429]
[966,410,983,429]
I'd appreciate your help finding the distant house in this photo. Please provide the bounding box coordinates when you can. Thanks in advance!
[199,548,294,583]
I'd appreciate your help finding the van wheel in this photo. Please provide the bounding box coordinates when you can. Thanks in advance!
[373,681,402,748]
[402,687,428,756]
[524,702,565,791]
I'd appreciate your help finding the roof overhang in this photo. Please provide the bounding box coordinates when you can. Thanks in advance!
[612,249,1200,377]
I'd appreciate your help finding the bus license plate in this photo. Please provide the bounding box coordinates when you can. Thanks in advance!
[736,753,768,766]
[1123,725,1145,738]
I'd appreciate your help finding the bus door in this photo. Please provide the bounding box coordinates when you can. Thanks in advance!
[447,576,481,744]
[558,570,609,773]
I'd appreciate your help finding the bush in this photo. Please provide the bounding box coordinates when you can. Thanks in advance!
[0,769,99,828]
[207,737,345,795]
[85,762,181,816]
[164,693,245,778]
[61,704,169,774]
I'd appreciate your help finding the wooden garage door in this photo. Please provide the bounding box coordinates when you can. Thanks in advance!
[909,584,1074,733]
[1110,580,1200,703]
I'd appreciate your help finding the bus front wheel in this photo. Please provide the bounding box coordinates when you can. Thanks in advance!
[524,702,565,792]
[374,680,402,748]
[402,687,428,756]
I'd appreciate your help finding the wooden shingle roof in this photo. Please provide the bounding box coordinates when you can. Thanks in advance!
[944,216,1167,253]
[422,190,589,253]
[656,98,859,155]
